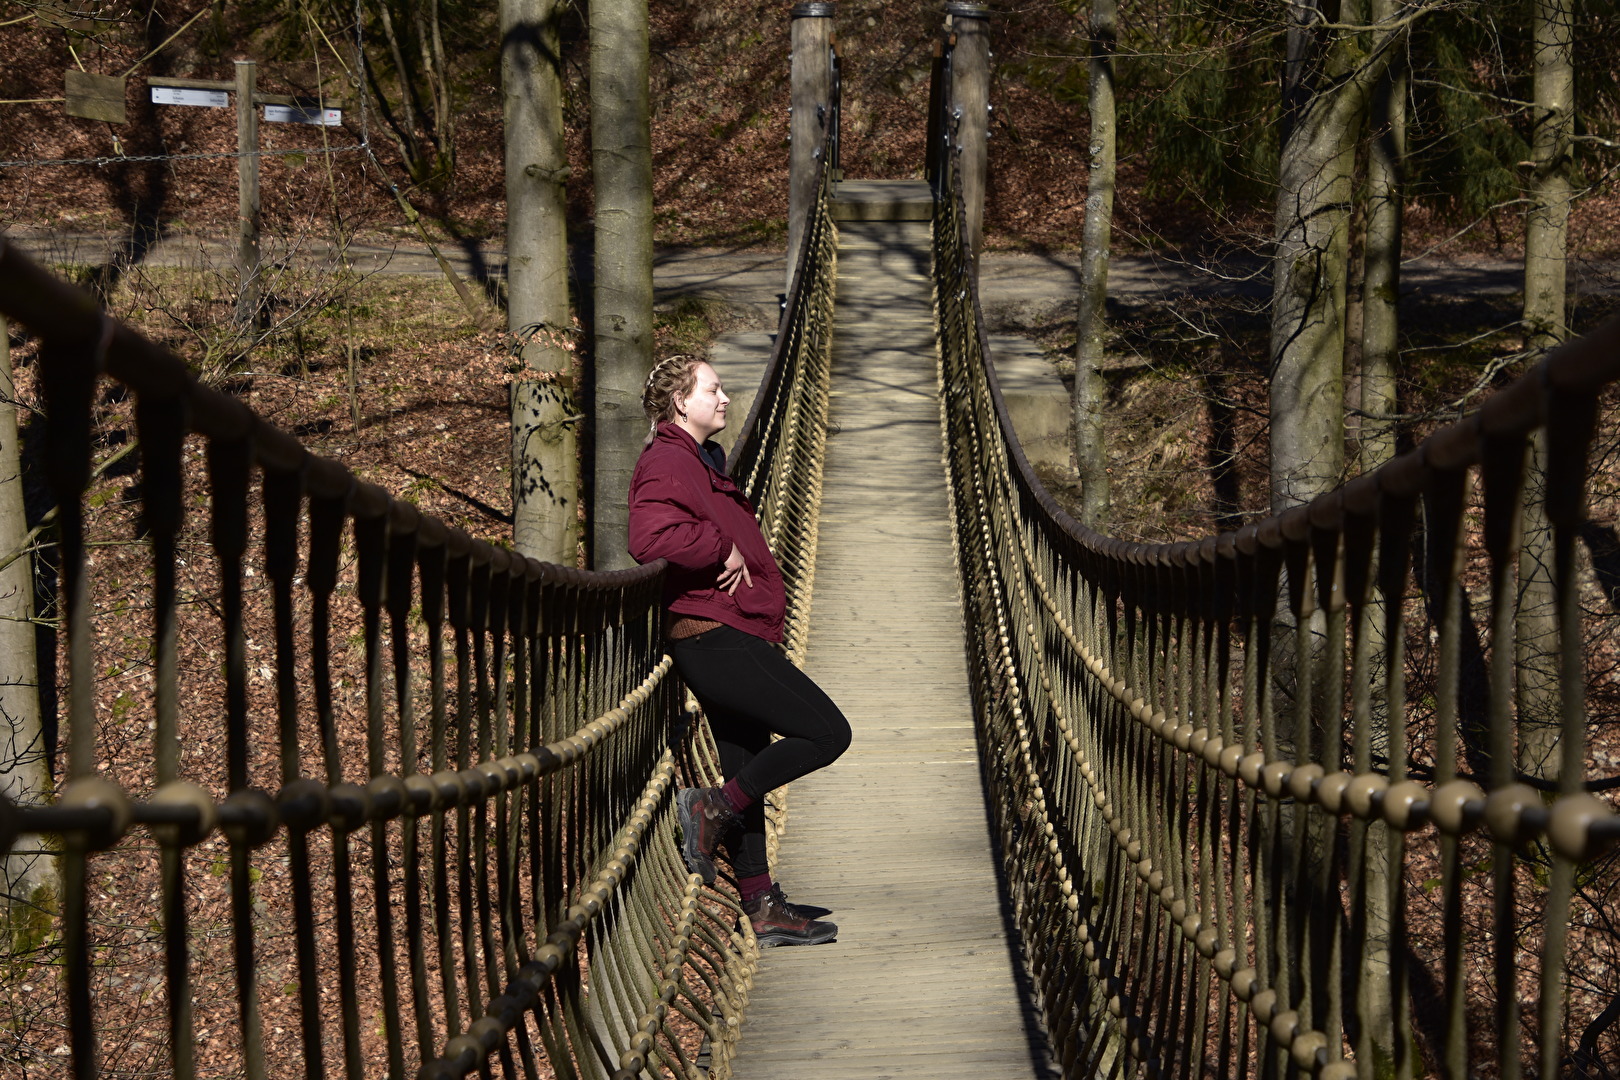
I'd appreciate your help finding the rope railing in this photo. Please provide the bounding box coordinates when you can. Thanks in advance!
[728,118,837,670]
[932,66,1620,1080]
[711,132,838,864]
[0,118,835,1080]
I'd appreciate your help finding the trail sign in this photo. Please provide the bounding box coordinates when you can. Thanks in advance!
[151,86,229,108]
[263,104,341,126]
[64,71,126,124]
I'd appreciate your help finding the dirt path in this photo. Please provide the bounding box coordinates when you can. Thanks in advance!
[10,225,1615,329]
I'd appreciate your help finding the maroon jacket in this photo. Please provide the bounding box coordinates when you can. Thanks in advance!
[628,423,786,642]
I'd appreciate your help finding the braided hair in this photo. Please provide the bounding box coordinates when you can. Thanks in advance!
[642,354,703,445]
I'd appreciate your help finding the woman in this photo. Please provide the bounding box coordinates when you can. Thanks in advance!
[628,354,851,947]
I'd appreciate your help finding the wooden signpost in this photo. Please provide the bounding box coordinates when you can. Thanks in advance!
[143,67,346,329]
[234,60,259,329]
[41,62,347,329]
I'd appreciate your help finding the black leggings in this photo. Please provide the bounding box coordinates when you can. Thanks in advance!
[670,623,852,878]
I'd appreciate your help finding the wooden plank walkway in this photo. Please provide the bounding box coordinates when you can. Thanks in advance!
[727,211,1054,1078]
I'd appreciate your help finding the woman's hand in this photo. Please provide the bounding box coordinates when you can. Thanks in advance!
[717,543,753,595]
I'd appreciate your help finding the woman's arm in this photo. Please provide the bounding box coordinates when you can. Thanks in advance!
[628,476,730,570]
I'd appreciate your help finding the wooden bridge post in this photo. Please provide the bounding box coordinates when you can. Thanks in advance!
[946,3,990,263]
[788,2,835,295]
[234,59,260,330]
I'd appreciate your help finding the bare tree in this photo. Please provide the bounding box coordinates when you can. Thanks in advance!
[0,315,56,923]
[1072,0,1116,529]
[1351,4,1409,1066]
[504,0,579,566]
[366,0,458,184]
[1516,0,1574,781]
[589,0,654,570]
[1359,2,1404,478]
[1269,0,1395,512]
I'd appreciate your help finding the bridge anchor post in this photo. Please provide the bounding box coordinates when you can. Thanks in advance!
[944,3,990,266]
[788,2,835,295]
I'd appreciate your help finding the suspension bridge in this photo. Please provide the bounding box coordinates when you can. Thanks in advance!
[3,13,1620,1080]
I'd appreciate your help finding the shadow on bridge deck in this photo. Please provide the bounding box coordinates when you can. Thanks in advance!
[726,209,1059,1078]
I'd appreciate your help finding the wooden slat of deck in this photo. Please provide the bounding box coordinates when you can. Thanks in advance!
[726,219,1052,1079]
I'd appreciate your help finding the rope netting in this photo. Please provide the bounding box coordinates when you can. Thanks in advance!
[725,148,839,866]
[933,57,1620,1080]
[0,137,834,1080]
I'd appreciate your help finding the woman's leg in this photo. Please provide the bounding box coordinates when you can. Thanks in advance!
[701,701,772,879]
[672,625,846,944]
[670,625,851,882]
[672,626,851,799]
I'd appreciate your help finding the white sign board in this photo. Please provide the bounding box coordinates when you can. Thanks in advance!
[263,104,342,127]
[151,86,229,108]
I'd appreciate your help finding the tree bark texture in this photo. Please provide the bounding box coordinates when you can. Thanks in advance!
[1353,3,1408,1066]
[1269,14,1390,513]
[0,315,56,917]
[1359,3,1404,477]
[504,0,579,566]
[1282,0,1325,145]
[1269,100,1354,513]
[589,0,654,570]
[1072,0,1115,529]
[1516,0,1574,778]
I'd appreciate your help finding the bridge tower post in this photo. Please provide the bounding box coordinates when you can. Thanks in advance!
[945,3,991,264]
[788,2,835,295]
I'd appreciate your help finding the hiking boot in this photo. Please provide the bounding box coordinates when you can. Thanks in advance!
[744,885,838,947]
[677,787,738,884]
[767,883,832,920]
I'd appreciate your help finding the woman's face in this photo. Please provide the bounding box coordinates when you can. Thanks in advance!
[677,362,730,441]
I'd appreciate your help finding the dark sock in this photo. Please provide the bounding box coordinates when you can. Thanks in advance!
[738,872,773,903]
[720,778,752,814]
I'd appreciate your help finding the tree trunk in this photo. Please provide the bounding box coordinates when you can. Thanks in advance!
[0,314,57,921]
[376,0,425,177]
[1269,0,1398,513]
[1342,169,1366,460]
[1360,3,1403,477]
[588,0,654,571]
[1356,1,1407,1066]
[1072,0,1115,529]
[1516,0,1573,779]
[1269,89,1358,512]
[1267,35,1390,1047]
[1282,0,1325,145]
[504,0,579,566]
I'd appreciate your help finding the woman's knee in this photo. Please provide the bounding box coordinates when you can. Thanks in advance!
[814,713,852,765]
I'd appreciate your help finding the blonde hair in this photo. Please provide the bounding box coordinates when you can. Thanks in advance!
[642,354,703,444]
